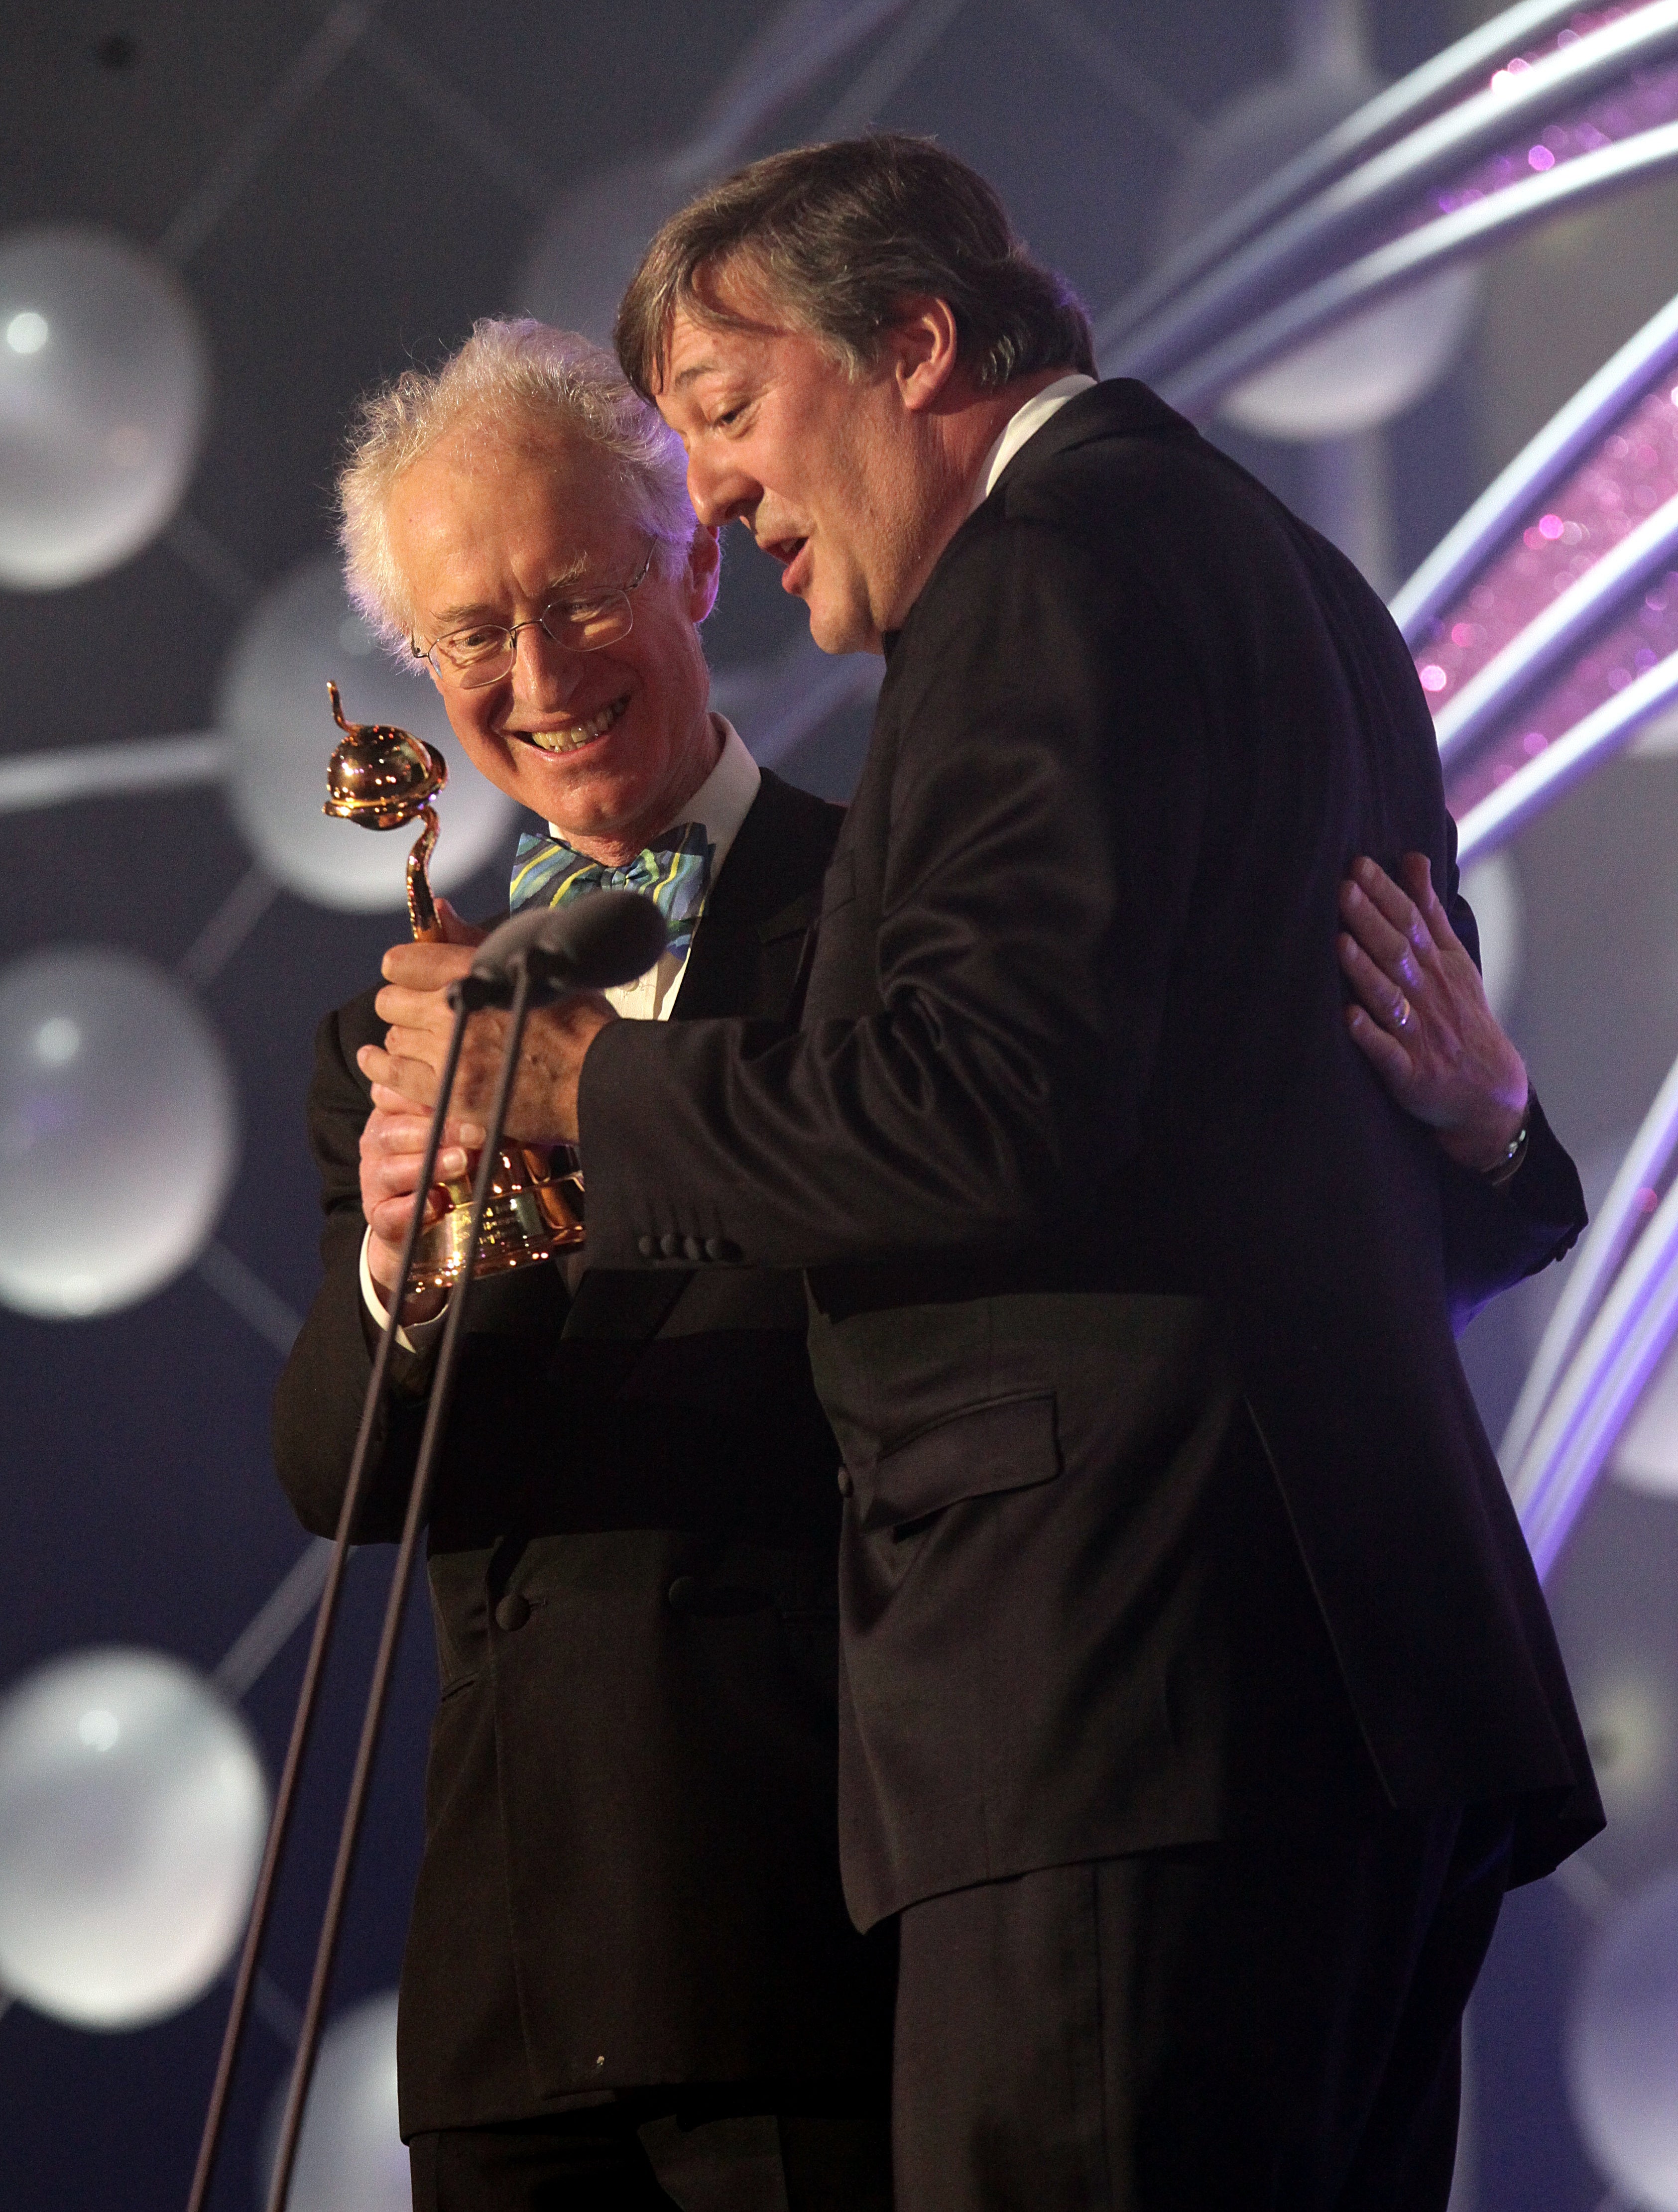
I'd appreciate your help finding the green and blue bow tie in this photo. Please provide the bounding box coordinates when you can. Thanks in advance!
[508,819,713,962]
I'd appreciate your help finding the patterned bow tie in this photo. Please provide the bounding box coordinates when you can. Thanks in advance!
[508,819,713,962]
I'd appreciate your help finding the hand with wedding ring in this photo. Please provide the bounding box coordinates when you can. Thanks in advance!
[1337,852,1529,1175]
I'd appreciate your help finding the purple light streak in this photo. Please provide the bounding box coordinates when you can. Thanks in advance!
[1404,372,1678,815]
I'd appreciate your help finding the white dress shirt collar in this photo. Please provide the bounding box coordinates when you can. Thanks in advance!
[971,372,1098,513]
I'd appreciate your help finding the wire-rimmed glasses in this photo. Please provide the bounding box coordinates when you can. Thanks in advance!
[413,538,656,690]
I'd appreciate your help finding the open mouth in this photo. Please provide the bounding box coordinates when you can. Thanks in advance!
[511,692,630,755]
[762,536,810,592]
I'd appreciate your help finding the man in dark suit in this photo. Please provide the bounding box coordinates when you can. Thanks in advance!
[365,142,1599,2208]
[272,321,894,2211]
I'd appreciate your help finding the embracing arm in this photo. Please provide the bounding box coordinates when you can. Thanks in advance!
[1336,841,1586,1326]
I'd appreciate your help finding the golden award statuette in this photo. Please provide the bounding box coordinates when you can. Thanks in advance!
[323,681,585,1293]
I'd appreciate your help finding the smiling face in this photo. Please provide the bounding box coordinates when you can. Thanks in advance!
[654,282,971,657]
[384,418,721,862]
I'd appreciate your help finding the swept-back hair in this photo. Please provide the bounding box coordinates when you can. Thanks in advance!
[615,133,1094,399]
[339,317,695,652]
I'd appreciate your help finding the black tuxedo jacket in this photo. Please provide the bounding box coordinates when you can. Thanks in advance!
[577,382,1600,1930]
[272,770,893,2136]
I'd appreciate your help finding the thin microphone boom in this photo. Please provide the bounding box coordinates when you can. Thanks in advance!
[186,1002,472,2212]
[263,956,541,2212]
[188,892,663,2211]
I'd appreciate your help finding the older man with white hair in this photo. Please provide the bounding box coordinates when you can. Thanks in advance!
[273,320,894,2212]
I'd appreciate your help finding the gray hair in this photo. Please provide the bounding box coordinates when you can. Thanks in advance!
[616,134,1094,401]
[339,318,696,652]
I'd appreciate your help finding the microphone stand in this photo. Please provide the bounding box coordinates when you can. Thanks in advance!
[187,891,662,2211]
[262,955,541,2212]
[186,995,472,2212]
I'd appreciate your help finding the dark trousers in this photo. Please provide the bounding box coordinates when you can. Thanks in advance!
[409,2092,893,2212]
[891,1802,1515,2212]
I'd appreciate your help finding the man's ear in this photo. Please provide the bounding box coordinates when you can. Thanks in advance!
[687,523,722,622]
[888,297,962,414]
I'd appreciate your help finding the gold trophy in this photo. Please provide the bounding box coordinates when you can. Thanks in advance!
[323,682,585,1293]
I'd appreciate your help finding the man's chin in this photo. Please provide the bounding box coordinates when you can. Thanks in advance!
[805,598,874,658]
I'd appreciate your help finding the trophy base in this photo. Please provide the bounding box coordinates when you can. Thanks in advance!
[407,1150,585,1298]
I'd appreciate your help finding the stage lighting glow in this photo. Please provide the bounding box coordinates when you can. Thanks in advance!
[1458,853,1523,1024]
[0,225,209,589]
[219,556,516,912]
[1613,1332,1678,1497]
[0,1648,267,2030]
[261,1991,408,2212]
[1568,1864,1678,2211]
[1154,67,1479,441]
[0,946,237,1318]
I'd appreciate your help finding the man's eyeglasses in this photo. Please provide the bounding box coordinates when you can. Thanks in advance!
[413,539,657,690]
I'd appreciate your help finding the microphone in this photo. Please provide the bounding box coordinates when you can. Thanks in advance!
[457,889,669,1009]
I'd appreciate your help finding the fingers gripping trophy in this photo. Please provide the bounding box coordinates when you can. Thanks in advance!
[323,682,585,1292]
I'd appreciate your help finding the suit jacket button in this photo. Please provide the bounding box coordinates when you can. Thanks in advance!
[837,1466,854,1497]
[659,1232,683,1259]
[495,1592,531,1632]
[666,1576,699,1613]
[683,1235,704,1262]
[704,1236,740,1262]
[637,1234,656,1259]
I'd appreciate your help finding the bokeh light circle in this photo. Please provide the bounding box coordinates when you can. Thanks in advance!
[0,945,238,1318]
[1568,1864,1678,2210]
[0,224,210,588]
[1155,68,1479,441]
[261,1991,408,2212]
[220,556,517,911]
[518,154,700,345]
[0,1647,267,2029]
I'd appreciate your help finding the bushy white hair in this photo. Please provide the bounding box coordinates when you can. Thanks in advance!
[338,317,696,653]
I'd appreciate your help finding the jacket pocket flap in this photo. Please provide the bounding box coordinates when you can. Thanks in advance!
[858,1393,1059,1533]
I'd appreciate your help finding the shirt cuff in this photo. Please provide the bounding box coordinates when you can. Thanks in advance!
[359,1227,447,1357]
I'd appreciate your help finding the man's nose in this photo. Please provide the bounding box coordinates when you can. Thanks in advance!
[512,621,587,710]
[686,449,757,531]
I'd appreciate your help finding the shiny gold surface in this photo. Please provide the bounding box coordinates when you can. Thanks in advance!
[322,679,448,831]
[322,680,573,1289]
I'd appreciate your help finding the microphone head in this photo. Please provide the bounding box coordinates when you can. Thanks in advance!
[533,889,669,991]
[465,907,560,1005]
[464,890,669,1008]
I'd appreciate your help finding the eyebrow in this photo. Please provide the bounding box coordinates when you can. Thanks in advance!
[669,358,722,392]
[430,555,609,627]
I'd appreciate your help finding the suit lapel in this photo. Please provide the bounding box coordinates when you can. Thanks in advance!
[665,768,839,1021]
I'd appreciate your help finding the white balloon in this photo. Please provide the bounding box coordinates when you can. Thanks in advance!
[0,946,238,1317]
[219,557,517,912]
[0,224,209,588]
[0,1648,266,2029]
[1155,68,1480,441]
[518,153,701,345]
[1458,853,1524,1026]
[1568,1864,1678,2210]
[262,1991,408,2212]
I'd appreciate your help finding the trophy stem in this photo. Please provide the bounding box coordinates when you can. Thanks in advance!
[320,677,585,1291]
[406,807,442,942]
